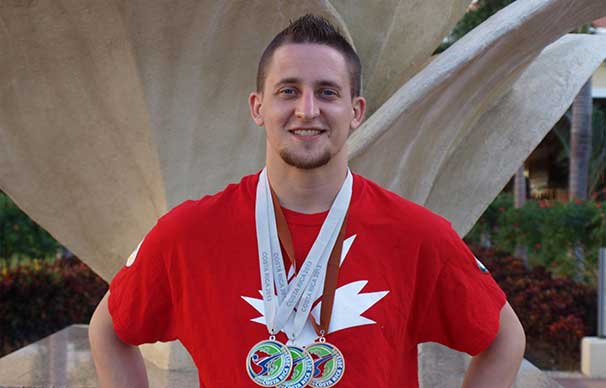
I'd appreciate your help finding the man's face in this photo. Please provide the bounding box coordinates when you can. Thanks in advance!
[249,43,365,170]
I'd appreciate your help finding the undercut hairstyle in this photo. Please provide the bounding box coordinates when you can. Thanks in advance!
[256,14,362,98]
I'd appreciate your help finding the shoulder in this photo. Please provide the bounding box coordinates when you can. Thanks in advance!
[156,172,258,235]
[352,173,453,238]
[353,174,471,270]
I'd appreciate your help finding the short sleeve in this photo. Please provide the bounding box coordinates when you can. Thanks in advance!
[414,223,506,356]
[108,216,178,345]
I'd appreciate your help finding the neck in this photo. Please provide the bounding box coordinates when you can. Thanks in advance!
[266,154,348,214]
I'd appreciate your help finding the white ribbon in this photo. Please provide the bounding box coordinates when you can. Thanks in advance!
[255,167,352,340]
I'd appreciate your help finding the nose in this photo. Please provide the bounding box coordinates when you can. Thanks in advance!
[294,89,319,121]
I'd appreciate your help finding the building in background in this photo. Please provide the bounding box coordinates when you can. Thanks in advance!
[505,19,606,201]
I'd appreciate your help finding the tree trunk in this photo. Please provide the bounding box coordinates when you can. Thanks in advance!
[569,79,593,201]
[514,165,527,208]
[569,78,592,280]
[513,165,528,266]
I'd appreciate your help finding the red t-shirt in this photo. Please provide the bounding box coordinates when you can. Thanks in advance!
[108,172,506,387]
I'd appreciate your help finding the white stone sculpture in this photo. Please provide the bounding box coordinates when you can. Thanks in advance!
[1,0,606,386]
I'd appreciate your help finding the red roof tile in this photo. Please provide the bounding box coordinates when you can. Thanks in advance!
[593,17,606,28]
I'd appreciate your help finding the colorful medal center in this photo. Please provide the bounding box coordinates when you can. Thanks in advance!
[246,340,293,387]
[278,346,314,388]
[306,342,345,388]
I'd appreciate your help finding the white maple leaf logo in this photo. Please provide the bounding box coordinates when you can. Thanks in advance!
[241,235,390,346]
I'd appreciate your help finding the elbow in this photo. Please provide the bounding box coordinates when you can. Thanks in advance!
[512,314,526,362]
[505,301,526,360]
[497,302,526,365]
[88,303,103,349]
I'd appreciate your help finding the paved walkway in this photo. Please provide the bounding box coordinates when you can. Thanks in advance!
[548,371,606,388]
[553,378,606,388]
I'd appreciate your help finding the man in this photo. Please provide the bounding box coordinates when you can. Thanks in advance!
[89,14,525,387]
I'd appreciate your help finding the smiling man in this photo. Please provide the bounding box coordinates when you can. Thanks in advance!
[89,14,525,388]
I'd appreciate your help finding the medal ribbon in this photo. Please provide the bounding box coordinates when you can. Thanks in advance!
[255,168,352,340]
[270,187,346,337]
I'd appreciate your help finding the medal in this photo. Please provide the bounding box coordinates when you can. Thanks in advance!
[247,167,352,386]
[246,338,293,387]
[306,341,345,388]
[277,345,315,388]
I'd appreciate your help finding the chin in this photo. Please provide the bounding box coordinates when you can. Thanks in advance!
[279,149,332,170]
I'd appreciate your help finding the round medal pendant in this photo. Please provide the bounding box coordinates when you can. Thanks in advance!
[277,346,314,388]
[306,342,345,388]
[246,339,293,387]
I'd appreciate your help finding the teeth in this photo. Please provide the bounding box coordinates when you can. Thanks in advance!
[292,129,322,136]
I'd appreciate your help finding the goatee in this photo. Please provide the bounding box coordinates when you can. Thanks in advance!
[279,149,331,170]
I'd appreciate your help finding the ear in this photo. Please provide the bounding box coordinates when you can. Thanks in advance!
[249,92,264,126]
[350,96,367,130]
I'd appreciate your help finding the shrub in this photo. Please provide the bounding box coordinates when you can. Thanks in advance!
[467,192,606,283]
[0,257,108,357]
[0,191,60,263]
[471,245,597,370]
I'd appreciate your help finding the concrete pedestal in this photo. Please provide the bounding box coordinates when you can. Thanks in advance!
[418,342,563,388]
[581,337,606,377]
[0,325,198,387]
[0,325,566,387]
[140,341,195,371]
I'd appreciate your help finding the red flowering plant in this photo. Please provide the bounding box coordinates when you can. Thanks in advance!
[470,246,596,370]
[0,258,108,357]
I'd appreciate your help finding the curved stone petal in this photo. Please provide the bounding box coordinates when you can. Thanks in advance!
[116,0,351,209]
[0,1,165,280]
[0,0,473,281]
[331,0,470,114]
[426,34,606,236]
[0,1,357,280]
[117,0,472,203]
[348,0,606,234]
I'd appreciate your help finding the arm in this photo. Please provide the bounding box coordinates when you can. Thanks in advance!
[462,302,526,388]
[88,290,149,388]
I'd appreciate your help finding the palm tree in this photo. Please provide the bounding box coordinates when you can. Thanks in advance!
[513,165,528,265]
[569,79,593,201]
[514,166,527,208]
[569,78,593,280]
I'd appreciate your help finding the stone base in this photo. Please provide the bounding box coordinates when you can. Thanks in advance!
[418,342,563,388]
[581,336,606,377]
[0,325,198,388]
[140,340,195,371]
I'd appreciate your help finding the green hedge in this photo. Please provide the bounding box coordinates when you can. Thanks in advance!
[1,191,60,263]
[467,190,606,283]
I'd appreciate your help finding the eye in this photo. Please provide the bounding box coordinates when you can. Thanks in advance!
[319,89,338,98]
[278,87,297,96]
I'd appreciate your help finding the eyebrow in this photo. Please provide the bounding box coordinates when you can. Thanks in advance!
[274,77,343,90]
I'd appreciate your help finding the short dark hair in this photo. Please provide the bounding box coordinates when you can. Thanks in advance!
[256,14,362,98]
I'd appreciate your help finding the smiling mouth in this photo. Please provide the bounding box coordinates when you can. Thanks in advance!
[288,128,327,136]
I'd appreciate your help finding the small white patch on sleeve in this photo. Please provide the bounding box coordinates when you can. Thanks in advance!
[125,240,143,267]
[474,256,489,273]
